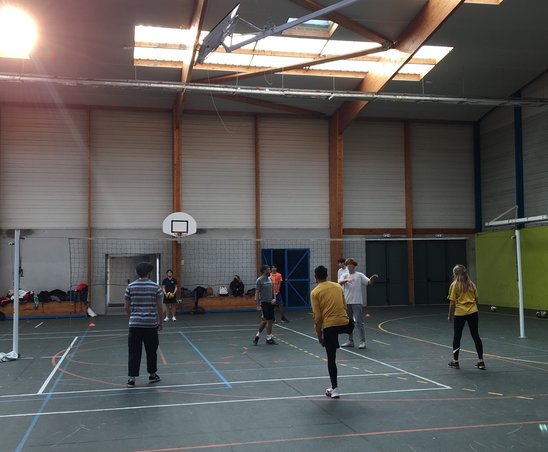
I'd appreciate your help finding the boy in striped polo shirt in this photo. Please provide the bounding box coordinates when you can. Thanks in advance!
[124,262,164,387]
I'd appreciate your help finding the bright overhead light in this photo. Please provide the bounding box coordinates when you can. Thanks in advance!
[0,6,38,59]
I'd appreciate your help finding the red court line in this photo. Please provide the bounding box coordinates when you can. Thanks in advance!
[158,347,168,365]
[135,418,548,451]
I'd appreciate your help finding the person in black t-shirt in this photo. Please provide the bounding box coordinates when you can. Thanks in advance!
[162,269,178,321]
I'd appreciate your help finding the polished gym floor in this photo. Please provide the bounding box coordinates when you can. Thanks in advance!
[1,306,547,451]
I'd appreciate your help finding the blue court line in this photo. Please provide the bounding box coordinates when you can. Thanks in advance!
[15,329,89,452]
[178,331,232,389]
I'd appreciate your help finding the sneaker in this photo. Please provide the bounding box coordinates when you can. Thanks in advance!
[127,378,135,388]
[172,316,176,321]
[281,317,290,323]
[341,340,354,348]
[253,336,259,346]
[164,316,169,322]
[266,338,278,345]
[358,341,366,349]
[448,361,460,369]
[325,387,340,399]
[149,374,161,384]
[475,361,486,370]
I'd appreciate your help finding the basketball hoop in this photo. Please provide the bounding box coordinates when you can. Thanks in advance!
[162,212,197,238]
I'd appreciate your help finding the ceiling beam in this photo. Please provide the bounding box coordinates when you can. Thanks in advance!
[289,0,392,44]
[174,0,208,122]
[194,43,390,84]
[337,0,466,131]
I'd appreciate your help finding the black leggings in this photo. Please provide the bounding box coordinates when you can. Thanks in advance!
[323,324,349,389]
[452,312,483,361]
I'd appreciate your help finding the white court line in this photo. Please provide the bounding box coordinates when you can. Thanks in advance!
[34,322,43,329]
[36,336,78,395]
[372,339,390,346]
[0,386,448,419]
[0,372,405,399]
[275,324,451,390]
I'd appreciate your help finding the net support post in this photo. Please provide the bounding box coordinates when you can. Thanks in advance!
[515,228,526,338]
[12,229,20,356]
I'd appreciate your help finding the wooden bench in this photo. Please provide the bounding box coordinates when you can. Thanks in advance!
[0,300,86,319]
[176,295,256,313]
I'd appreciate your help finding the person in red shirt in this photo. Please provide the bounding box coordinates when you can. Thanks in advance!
[270,265,289,323]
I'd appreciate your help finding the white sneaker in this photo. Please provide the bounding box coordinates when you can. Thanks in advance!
[172,316,176,321]
[325,387,340,398]
[341,340,354,347]
[358,342,366,349]
[164,316,169,322]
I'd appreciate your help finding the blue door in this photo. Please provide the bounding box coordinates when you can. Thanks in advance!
[262,248,310,309]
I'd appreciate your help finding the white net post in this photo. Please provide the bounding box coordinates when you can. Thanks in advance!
[485,211,548,338]
[12,229,20,357]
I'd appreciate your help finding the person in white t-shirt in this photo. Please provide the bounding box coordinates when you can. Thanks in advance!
[338,258,378,349]
[337,257,347,282]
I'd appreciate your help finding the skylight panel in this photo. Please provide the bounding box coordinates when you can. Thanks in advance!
[134,47,186,63]
[204,51,253,67]
[465,0,503,4]
[250,55,309,68]
[282,18,337,38]
[322,39,380,56]
[254,35,327,54]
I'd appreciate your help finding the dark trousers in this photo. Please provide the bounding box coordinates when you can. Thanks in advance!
[452,312,483,361]
[324,324,350,389]
[128,327,159,377]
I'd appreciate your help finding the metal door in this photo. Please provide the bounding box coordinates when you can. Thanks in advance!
[414,240,467,304]
[262,248,310,308]
[365,241,409,306]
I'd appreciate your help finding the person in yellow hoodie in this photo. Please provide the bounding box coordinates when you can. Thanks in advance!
[311,265,353,399]
[447,264,485,370]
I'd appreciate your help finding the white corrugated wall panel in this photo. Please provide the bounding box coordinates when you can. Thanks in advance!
[412,123,475,228]
[0,106,88,229]
[480,108,516,225]
[181,115,255,228]
[522,74,548,217]
[343,121,405,229]
[91,110,172,229]
[522,72,548,120]
[259,117,329,229]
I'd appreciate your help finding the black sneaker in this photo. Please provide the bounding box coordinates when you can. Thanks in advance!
[281,317,290,323]
[253,336,259,346]
[149,374,161,384]
[475,361,486,370]
[127,379,135,388]
[266,338,278,345]
[448,361,460,369]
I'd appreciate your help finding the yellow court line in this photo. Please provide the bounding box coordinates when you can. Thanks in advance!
[377,316,548,367]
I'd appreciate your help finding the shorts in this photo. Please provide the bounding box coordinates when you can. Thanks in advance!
[274,292,283,305]
[163,297,176,305]
[260,301,275,321]
[323,322,353,351]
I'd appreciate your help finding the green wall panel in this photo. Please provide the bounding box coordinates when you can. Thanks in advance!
[521,226,548,310]
[476,226,548,310]
[476,229,517,307]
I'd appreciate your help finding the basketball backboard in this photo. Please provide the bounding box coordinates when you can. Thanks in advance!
[196,3,240,64]
[162,212,197,237]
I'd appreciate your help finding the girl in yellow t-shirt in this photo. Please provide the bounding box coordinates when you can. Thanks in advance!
[447,265,485,370]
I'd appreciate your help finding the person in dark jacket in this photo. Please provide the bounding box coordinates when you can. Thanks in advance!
[229,275,244,296]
